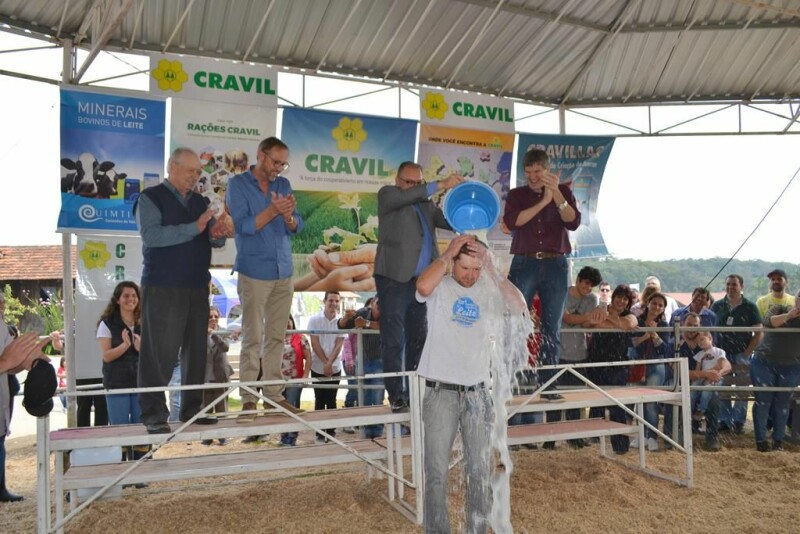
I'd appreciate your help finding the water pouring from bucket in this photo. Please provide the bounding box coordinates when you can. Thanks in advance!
[443,180,501,243]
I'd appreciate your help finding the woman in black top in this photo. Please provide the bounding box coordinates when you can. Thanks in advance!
[587,284,637,454]
[96,281,141,425]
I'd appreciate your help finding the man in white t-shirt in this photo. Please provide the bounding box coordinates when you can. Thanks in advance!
[307,291,345,442]
[415,234,526,534]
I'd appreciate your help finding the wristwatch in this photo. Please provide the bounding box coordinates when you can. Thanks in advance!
[557,200,568,211]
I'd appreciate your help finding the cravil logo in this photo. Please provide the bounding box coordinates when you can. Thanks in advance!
[332,117,367,152]
[80,241,111,269]
[78,204,102,223]
[152,59,189,92]
[422,92,448,120]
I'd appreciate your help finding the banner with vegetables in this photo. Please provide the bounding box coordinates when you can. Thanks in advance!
[281,107,417,292]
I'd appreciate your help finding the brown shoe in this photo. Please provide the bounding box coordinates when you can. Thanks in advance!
[237,402,258,423]
[271,399,306,415]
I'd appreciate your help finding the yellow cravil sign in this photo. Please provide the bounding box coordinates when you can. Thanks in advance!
[419,91,515,133]
[332,117,367,152]
[80,241,111,269]
[149,54,278,107]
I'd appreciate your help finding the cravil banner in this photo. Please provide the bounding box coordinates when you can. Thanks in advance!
[419,90,515,133]
[58,87,166,233]
[74,236,142,379]
[418,124,514,251]
[170,98,276,266]
[516,134,615,258]
[149,53,278,107]
[281,107,417,292]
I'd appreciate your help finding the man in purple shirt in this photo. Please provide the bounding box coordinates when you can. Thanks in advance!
[503,148,581,398]
[227,136,305,421]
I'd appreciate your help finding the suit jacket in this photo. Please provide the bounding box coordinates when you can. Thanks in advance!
[374,183,451,283]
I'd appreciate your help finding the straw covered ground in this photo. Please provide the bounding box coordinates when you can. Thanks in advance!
[3,427,799,533]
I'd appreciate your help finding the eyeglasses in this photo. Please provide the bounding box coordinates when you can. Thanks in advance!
[398,176,425,187]
[264,151,290,171]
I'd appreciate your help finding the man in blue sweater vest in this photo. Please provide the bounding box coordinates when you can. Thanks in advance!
[135,147,228,434]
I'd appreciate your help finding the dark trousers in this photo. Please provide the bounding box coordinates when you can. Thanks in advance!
[312,369,341,439]
[375,274,427,405]
[0,436,10,494]
[588,366,630,454]
[138,285,209,426]
[76,377,108,427]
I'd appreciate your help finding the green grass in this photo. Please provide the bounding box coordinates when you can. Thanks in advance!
[292,191,378,254]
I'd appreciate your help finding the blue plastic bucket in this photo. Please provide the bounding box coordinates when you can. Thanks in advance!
[443,181,501,234]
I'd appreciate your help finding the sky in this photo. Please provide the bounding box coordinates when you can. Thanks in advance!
[1,31,800,264]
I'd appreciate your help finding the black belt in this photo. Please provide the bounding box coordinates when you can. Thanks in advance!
[425,380,486,392]
[524,251,564,259]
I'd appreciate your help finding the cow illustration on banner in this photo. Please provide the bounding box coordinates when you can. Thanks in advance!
[58,87,166,234]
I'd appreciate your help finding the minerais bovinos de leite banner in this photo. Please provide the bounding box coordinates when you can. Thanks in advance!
[169,97,276,267]
[516,133,615,258]
[74,236,142,379]
[281,107,417,292]
[58,87,166,233]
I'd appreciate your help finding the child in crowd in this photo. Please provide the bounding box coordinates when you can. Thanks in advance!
[691,332,731,420]
[57,357,67,412]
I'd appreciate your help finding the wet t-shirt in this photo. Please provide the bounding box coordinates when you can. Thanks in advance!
[416,275,495,387]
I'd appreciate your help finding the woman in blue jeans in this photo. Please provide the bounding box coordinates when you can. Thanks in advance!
[630,292,670,451]
[96,281,147,462]
[750,293,800,452]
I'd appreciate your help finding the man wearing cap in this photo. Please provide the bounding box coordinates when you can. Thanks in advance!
[503,148,580,398]
[374,162,463,413]
[756,269,794,317]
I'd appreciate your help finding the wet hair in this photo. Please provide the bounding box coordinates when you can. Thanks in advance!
[522,148,549,168]
[453,239,487,263]
[257,136,289,153]
[611,284,636,311]
[287,314,296,330]
[98,281,140,327]
[577,266,602,286]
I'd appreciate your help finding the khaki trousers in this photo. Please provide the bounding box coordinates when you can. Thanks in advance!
[237,274,293,404]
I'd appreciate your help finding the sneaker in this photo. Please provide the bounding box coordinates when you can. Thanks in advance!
[756,440,770,452]
[218,438,227,446]
[630,437,640,449]
[200,439,212,446]
[692,411,704,422]
[646,437,659,452]
[542,441,556,450]
[271,399,306,415]
[391,399,409,413]
[343,426,356,434]
[315,435,327,444]
[237,402,258,423]
[772,440,784,451]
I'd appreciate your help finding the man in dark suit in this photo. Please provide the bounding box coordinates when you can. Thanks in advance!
[374,162,463,412]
